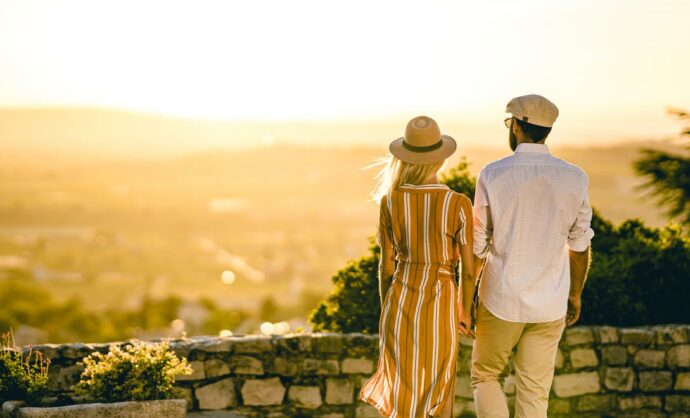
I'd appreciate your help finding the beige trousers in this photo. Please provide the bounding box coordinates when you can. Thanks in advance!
[471,303,565,418]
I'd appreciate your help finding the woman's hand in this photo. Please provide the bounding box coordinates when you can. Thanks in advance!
[458,317,474,338]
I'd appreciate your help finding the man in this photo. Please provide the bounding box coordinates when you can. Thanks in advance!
[471,94,594,418]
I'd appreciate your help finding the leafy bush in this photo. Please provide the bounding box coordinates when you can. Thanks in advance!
[0,329,50,404]
[309,160,690,332]
[309,237,382,334]
[581,211,690,326]
[74,340,192,402]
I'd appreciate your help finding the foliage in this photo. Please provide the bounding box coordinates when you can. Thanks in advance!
[0,329,50,404]
[0,278,248,344]
[309,158,690,332]
[74,340,192,402]
[309,237,382,334]
[634,108,690,226]
[439,157,477,201]
[581,211,690,326]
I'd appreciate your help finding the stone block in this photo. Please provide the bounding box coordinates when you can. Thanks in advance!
[48,364,84,392]
[231,355,264,374]
[668,345,690,368]
[344,333,378,354]
[552,372,600,397]
[241,377,285,406]
[276,334,312,353]
[634,349,666,368]
[303,358,340,375]
[675,372,690,391]
[639,371,673,392]
[455,375,473,399]
[655,325,690,345]
[196,338,233,353]
[604,367,634,392]
[174,385,194,410]
[556,349,565,369]
[666,395,690,412]
[342,358,374,374]
[576,394,615,412]
[28,344,61,360]
[274,357,299,376]
[548,398,572,414]
[459,334,473,347]
[563,327,594,346]
[205,358,231,378]
[176,360,206,381]
[355,403,381,417]
[621,328,655,345]
[312,333,343,354]
[196,378,237,410]
[59,343,94,359]
[325,378,354,404]
[597,326,620,344]
[571,348,599,369]
[288,385,322,409]
[618,395,662,411]
[234,336,273,354]
[169,340,194,358]
[602,345,628,366]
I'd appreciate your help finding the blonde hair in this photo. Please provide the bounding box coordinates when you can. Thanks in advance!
[368,155,447,202]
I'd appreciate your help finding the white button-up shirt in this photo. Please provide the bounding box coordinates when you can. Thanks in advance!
[473,143,594,323]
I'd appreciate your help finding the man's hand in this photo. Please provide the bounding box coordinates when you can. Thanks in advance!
[458,310,474,338]
[566,295,581,326]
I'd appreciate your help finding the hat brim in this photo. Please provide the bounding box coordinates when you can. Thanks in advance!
[389,134,457,164]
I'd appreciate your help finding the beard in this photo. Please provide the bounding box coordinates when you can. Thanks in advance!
[509,129,518,151]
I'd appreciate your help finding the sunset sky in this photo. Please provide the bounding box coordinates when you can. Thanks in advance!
[1,0,689,147]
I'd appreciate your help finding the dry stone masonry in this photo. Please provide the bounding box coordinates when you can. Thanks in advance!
[19,325,690,417]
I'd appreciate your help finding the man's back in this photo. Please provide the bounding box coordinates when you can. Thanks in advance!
[473,142,594,323]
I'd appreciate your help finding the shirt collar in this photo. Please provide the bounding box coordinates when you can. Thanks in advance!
[399,183,450,190]
[515,143,550,155]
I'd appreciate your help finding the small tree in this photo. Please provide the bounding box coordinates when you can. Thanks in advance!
[634,108,690,226]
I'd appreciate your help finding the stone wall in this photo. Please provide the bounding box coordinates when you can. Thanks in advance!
[17,325,690,417]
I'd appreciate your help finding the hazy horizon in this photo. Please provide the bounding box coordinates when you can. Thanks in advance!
[1,106,687,166]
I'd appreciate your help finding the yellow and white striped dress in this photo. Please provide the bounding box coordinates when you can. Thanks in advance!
[359,183,473,418]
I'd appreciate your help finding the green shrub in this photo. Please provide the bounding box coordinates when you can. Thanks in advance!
[309,237,382,334]
[309,160,690,332]
[74,340,192,402]
[0,329,50,404]
[581,211,690,326]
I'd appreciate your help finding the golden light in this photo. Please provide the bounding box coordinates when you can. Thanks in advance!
[260,322,275,335]
[273,321,290,335]
[219,329,233,337]
[171,318,185,333]
[221,270,236,284]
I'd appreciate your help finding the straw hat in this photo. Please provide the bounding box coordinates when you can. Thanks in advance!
[389,116,457,164]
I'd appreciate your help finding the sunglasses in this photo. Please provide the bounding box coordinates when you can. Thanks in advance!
[504,117,514,128]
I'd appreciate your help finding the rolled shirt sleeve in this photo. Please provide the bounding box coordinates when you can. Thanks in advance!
[568,176,595,252]
[473,171,492,258]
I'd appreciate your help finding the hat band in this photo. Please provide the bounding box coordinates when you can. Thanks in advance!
[402,138,443,153]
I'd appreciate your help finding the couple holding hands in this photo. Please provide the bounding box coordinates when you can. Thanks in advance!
[359,94,594,418]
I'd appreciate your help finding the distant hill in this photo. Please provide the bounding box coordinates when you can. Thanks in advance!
[0,106,685,226]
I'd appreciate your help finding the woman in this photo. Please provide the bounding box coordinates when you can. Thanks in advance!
[359,116,475,418]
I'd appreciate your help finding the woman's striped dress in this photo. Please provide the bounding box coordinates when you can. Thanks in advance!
[359,183,474,418]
